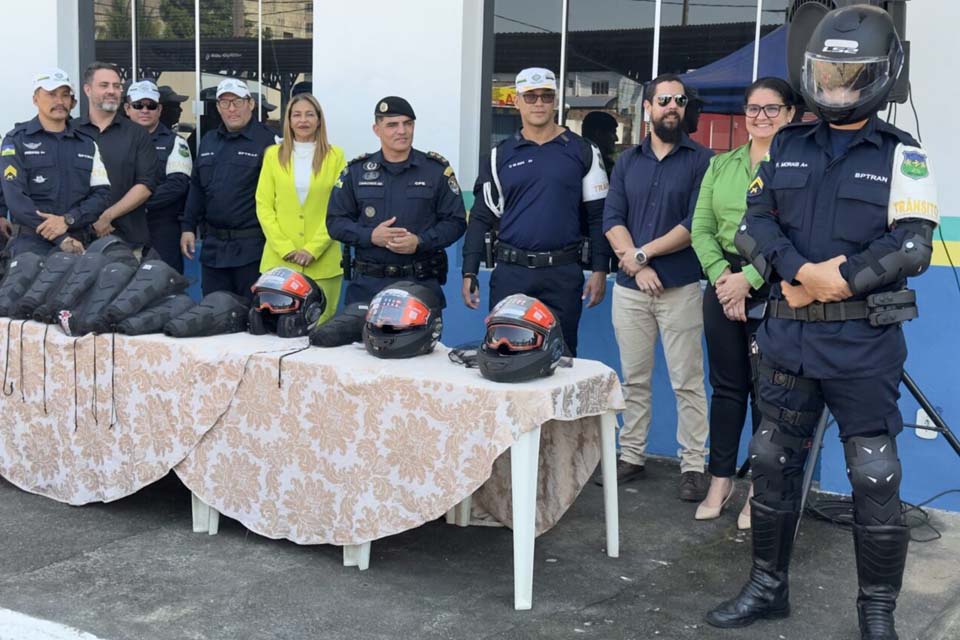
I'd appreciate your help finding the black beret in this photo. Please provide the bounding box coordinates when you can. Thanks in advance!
[374,96,416,120]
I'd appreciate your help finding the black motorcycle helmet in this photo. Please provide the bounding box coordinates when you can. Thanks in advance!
[362,281,442,359]
[477,294,565,383]
[801,5,903,125]
[248,267,326,338]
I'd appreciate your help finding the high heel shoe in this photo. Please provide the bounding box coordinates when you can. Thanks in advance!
[695,481,736,520]
[738,502,752,530]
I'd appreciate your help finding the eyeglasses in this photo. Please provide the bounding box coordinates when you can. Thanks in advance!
[217,97,248,110]
[745,103,787,118]
[130,101,159,111]
[655,94,688,108]
[521,92,556,105]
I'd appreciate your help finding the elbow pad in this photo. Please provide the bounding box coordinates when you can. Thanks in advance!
[847,220,934,295]
[734,220,771,281]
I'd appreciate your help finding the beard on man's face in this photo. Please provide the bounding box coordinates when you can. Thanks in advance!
[652,110,683,143]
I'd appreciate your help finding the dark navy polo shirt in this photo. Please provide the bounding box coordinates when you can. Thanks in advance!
[602,132,713,289]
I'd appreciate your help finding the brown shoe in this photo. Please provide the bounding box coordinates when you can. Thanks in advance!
[679,470,710,502]
[594,459,645,486]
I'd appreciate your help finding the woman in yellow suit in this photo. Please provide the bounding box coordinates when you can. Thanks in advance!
[256,93,346,324]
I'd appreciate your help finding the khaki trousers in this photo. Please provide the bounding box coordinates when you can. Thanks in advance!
[611,282,709,473]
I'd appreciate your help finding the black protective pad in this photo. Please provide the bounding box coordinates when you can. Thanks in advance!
[163,291,249,337]
[116,294,196,336]
[13,252,79,320]
[0,252,44,317]
[104,260,190,324]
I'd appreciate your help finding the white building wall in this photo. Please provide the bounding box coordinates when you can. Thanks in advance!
[901,2,959,218]
[0,1,81,136]
[312,0,484,186]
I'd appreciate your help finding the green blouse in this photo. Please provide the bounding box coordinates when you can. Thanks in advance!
[691,142,766,289]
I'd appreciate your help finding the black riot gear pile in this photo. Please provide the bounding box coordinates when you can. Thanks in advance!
[248,267,326,338]
[801,5,903,124]
[362,282,442,359]
[476,294,566,383]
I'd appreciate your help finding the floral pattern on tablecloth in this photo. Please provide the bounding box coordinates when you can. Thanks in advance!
[0,320,281,504]
[175,347,623,545]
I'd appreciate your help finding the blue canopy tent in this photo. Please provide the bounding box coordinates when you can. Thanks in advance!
[679,26,789,114]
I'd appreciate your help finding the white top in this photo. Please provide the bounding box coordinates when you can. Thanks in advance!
[292,140,315,205]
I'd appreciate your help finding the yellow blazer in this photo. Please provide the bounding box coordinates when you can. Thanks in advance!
[255,143,346,280]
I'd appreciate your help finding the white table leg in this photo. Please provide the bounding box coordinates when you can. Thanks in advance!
[511,424,541,611]
[343,542,371,571]
[445,494,471,527]
[600,411,620,558]
[191,492,220,535]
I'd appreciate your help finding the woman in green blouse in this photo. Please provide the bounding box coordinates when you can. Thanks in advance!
[691,78,798,527]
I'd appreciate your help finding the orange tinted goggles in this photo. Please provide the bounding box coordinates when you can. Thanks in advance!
[485,324,544,352]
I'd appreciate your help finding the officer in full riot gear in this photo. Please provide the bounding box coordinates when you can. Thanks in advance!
[706,7,938,640]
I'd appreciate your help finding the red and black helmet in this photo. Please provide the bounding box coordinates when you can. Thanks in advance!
[249,267,326,338]
[477,294,566,383]
[363,281,442,358]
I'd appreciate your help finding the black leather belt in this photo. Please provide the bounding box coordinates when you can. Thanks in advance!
[496,242,581,268]
[204,224,264,240]
[354,260,417,279]
[353,252,447,282]
[767,289,917,327]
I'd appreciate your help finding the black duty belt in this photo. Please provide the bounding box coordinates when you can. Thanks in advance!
[353,252,447,282]
[496,242,581,268]
[204,224,264,241]
[767,290,917,327]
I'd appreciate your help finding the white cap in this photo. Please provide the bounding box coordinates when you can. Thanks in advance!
[216,78,251,99]
[127,80,160,103]
[515,68,557,94]
[34,68,73,93]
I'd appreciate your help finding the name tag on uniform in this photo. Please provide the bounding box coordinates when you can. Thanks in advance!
[358,181,383,187]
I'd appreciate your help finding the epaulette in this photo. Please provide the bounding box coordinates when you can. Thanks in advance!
[425,151,450,166]
[348,152,371,165]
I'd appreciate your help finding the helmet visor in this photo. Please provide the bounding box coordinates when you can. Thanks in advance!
[366,289,431,328]
[253,291,300,314]
[485,324,544,352]
[803,53,891,111]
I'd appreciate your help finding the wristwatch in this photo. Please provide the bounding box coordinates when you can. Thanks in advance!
[634,248,648,266]
[64,214,76,227]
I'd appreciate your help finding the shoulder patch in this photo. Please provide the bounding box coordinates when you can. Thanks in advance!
[426,151,450,166]
[1,144,14,157]
[348,152,371,166]
[747,176,764,197]
[4,165,17,181]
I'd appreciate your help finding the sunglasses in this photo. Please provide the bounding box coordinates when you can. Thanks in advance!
[521,92,556,105]
[217,98,249,110]
[655,94,688,108]
[130,101,159,111]
[744,103,787,118]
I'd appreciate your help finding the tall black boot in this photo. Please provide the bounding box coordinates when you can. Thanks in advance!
[854,524,910,640]
[705,500,798,628]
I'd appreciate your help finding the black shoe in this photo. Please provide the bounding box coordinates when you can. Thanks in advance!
[855,523,910,640]
[594,459,645,486]
[678,470,710,502]
[705,500,798,629]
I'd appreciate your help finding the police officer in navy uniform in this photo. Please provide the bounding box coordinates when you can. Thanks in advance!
[462,68,611,356]
[327,96,466,306]
[1,68,110,257]
[180,78,279,299]
[124,80,192,273]
[707,8,939,640]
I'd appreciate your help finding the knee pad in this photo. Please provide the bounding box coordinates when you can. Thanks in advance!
[748,418,810,512]
[844,433,902,526]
